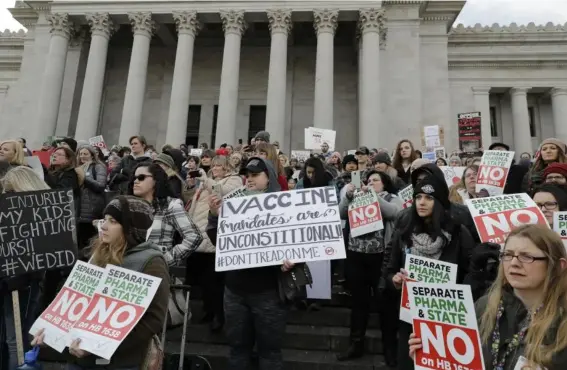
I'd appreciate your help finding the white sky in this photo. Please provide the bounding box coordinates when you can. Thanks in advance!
[1,0,566,31]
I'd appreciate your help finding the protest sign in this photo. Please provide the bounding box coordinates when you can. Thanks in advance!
[32,150,54,167]
[347,150,357,155]
[399,185,414,209]
[291,150,311,162]
[306,261,331,300]
[88,135,110,156]
[0,189,77,278]
[439,166,465,187]
[400,256,457,324]
[466,193,548,244]
[215,187,345,272]
[29,261,105,352]
[458,112,482,156]
[304,127,336,151]
[26,156,44,180]
[553,212,567,249]
[69,265,163,360]
[476,150,515,196]
[434,147,446,159]
[422,152,436,161]
[348,190,384,238]
[423,126,441,148]
[190,148,203,156]
[408,283,485,370]
[223,186,247,201]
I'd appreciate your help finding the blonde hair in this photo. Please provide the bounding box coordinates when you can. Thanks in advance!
[278,153,290,167]
[2,166,50,192]
[211,155,234,176]
[0,140,25,166]
[89,234,127,267]
[479,224,567,368]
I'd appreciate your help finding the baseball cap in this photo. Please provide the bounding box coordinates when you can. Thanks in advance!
[246,157,268,174]
[355,146,370,155]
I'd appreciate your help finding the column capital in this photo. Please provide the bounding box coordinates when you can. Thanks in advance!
[172,11,201,36]
[358,8,385,34]
[86,13,115,39]
[313,9,339,36]
[550,87,567,98]
[220,10,247,36]
[128,12,157,37]
[267,9,292,36]
[47,13,73,39]
[472,87,491,95]
[510,87,530,96]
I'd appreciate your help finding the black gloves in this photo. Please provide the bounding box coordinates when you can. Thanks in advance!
[470,242,501,272]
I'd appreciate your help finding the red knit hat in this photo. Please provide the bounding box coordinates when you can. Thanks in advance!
[543,163,567,180]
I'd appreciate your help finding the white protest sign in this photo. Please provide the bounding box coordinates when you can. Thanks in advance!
[26,156,44,180]
[306,261,331,300]
[399,185,414,209]
[291,150,311,162]
[69,265,162,360]
[553,211,567,249]
[438,166,465,188]
[304,127,336,151]
[400,256,458,324]
[466,193,548,245]
[190,148,203,156]
[422,152,436,161]
[407,283,485,370]
[88,136,110,156]
[476,150,515,196]
[347,150,357,155]
[223,186,247,200]
[29,261,105,352]
[348,189,384,238]
[434,147,446,159]
[215,187,345,271]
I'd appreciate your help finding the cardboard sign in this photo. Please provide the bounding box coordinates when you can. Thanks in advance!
[458,112,482,156]
[407,283,485,370]
[291,150,311,162]
[88,136,110,156]
[69,265,163,360]
[0,189,77,278]
[29,261,105,352]
[190,148,203,156]
[215,187,345,272]
[466,193,548,244]
[400,256,458,324]
[304,127,336,151]
[476,150,515,196]
[399,185,414,209]
[439,166,465,187]
[553,211,567,249]
[348,190,384,238]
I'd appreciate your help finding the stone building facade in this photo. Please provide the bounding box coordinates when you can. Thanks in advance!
[1,0,567,156]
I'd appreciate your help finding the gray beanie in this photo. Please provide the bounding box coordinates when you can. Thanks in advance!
[254,131,270,143]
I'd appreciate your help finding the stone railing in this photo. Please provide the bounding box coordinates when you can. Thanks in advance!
[0,29,26,37]
[451,22,567,33]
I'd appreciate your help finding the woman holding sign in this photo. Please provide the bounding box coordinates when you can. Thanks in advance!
[409,224,567,370]
[387,173,475,370]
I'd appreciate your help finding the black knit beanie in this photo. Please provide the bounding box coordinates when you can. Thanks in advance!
[103,196,154,248]
[413,175,451,210]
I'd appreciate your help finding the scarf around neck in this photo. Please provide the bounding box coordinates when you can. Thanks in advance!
[410,231,450,260]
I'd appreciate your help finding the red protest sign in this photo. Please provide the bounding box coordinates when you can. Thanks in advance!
[414,319,484,370]
[42,287,90,332]
[348,190,384,238]
[348,202,382,228]
[477,165,509,188]
[401,279,417,310]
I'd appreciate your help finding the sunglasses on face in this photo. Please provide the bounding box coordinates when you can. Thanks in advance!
[134,174,153,182]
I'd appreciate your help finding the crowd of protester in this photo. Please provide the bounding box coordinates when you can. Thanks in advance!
[0,130,566,370]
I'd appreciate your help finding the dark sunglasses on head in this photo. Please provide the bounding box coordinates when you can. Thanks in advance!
[134,174,153,182]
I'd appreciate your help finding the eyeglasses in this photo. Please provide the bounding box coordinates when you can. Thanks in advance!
[134,174,153,182]
[535,201,558,210]
[500,252,547,264]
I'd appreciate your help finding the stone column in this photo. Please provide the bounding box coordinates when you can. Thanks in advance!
[265,9,292,146]
[358,8,384,146]
[35,13,73,142]
[75,13,114,140]
[215,10,247,147]
[472,87,492,150]
[118,12,156,145]
[510,87,533,156]
[313,9,338,130]
[165,11,201,146]
[551,88,567,144]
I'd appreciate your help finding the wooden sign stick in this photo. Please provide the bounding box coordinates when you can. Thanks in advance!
[12,291,25,365]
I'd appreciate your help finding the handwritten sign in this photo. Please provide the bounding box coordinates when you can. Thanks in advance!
[215,187,345,272]
[400,256,457,324]
[304,127,336,151]
[408,283,485,370]
[476,150,515,196]
[399,185,414,209]
[0,189,77,278]
[190,148,202,156]
[348,190,384,237]
[553,212,567,249]
[439,166,465,187]
[29,261,105,352]
[291,150,311,162]
[69,265,162,360]
[466,193,548,244]
[88,136,110,156]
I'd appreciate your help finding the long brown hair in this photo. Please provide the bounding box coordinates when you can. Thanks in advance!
[392,139,418,171]
[89,233,128,267]
[51,147,77,171]
[255,142,284,176]
[479,224,567,368]
[531,145,567,173]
